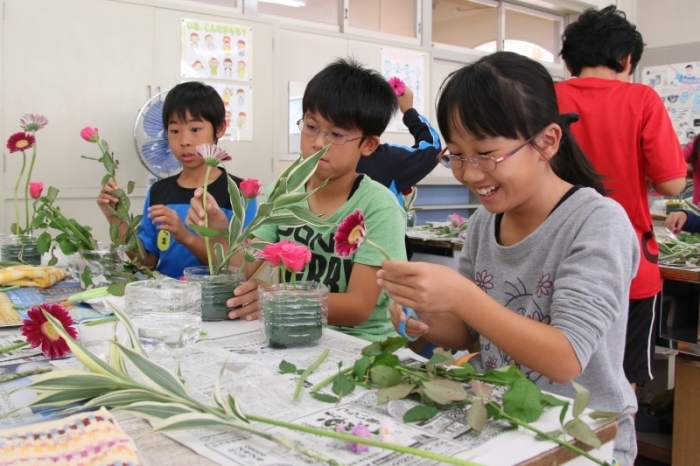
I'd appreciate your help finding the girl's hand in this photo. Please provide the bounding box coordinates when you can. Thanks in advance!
[665,211,688,234]
[377,260,467,314]
[389,301,429,338]
[186,187,229,232]
[226,278,262,321]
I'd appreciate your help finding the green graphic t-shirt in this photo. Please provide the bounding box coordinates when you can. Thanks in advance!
[254,175,407,341]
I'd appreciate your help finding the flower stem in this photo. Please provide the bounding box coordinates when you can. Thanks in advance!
[246,414,483,466]
[0,286,20,292]
[310,366,354,393]
[0,341,29,355]
[488,403,609,466]
[366,239,392,261]
[294,348,329,400]
[203,165,214,275]
[13,152,27,234]
[24,143,38,231]
[85,316,118,327]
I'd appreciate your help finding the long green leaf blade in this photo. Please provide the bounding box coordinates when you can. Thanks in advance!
[116,344,191,399]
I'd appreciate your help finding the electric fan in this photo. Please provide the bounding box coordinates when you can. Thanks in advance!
[133,90,182,179]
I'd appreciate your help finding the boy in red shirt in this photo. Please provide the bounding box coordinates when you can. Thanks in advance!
[555,5,686,389]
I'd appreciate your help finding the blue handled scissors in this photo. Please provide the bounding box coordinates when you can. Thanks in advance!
[398,306,419,342]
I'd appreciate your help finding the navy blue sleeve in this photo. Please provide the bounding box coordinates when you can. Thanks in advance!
[356,108,441,192]
[682,210,700,233]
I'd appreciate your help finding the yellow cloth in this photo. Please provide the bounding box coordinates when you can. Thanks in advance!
[0,266,66,288]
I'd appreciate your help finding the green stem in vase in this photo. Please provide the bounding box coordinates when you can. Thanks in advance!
[24,142,38,231]
[13,152,27,234]
[203,165,214,275]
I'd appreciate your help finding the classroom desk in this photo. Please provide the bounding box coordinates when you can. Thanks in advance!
[0,317,616,465]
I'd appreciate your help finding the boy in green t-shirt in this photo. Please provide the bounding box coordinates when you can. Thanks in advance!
[187,58,407,341]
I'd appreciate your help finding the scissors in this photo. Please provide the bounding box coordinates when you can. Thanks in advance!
[398,306,420,342]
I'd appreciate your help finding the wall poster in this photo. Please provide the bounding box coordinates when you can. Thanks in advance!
[380,47,425,133]
[181,19,252,81]
[214,83,253,142]
[643,61,700,144]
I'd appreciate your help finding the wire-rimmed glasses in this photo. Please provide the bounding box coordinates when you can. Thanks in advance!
[437,130,544,172]
[296,119,364,146]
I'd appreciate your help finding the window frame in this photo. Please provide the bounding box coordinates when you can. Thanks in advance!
[341,0,423,45]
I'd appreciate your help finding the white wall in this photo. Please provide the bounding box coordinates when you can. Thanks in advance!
[637,0,699,48]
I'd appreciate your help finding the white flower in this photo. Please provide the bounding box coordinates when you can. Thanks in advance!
[196,143,232,167]
[378,417,395,443]
[20,114,49,132]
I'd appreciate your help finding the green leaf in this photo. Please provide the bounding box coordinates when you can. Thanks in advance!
[111,189,125,198]
[372,353,401,368]
[311,392,339,404]
[377,383,414,404]
[80,267,94,288]
[29,371,128,391]
[81,389,172,410]
[560,402,569,426]
[353,356,371,380]
[272,191,314,208]
[370,365,402,388]
[36,232,51,255]
[331,374,355,399]
[151,412,242,434]
[107,282,126,297]
[119,401,197,423]
[467,400,487,432]
[360,341,383,357]
[227,393,249,422]
[256,214,306,228]
[284,206,334,228]
[285,144,330,192]
[540,393,568,408]
[470,380,493,402]
[449,363,477,380]
[46,186,59,203]
[127,180,135,194]
[102,152,115,175]
[535,429,563,441]
[30,388,110,407]
[116,343,190,399]
[502,378,543,423]
[427,353,450,367]
[227,175,244,242]
[564,418,602,449]
[403,404,438,423]
[361,336,407,357]
[214,243,225,266]
[279,360,297,374]
[571,381,590,419]
[422,379,468,403]
[484,365,526,384]
[101,173,112,187]
[189,224,222,237]
[59,240,78,255]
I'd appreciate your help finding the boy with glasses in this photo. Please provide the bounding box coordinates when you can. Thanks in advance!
[188,58,407,342]
[555,5,686,390]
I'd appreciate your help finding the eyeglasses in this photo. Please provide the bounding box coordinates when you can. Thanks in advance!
[437,130,544,172]
[297,119,364,146]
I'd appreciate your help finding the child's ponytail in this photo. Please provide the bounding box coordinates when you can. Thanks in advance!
[553,113,607,195]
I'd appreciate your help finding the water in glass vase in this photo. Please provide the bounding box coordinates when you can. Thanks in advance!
[124,279,202,352]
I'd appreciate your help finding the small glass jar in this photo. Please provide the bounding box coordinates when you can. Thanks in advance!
[406,210,417,228]
[183,266,244,321]
[258,281,328,348]
[67,245,126,288]
[0,234,41,265]
[124,279,202,352]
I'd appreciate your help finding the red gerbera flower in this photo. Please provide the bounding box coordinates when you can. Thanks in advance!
[20,303,77,359]
[6,132,36,153]
[334,209,367,258]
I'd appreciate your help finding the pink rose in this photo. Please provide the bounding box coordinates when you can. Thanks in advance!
[448,213,465,228]
[260,241,285,267]
[278,240,312,273]
[80,126,99,143]
[29,181,44,199]
[240,178,261,199]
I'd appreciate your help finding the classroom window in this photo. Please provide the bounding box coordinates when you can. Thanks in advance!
[504,6,561,63]
[432,0,497,50]
[258,0,339,26]
[347,0,418,39]
[475,40,554,62]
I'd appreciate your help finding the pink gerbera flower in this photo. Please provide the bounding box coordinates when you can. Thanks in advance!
[334,209,366,257]
[388,77,405,96]
[20,303,77,359]
[349,424,371,453]
[20,114,49,132]
[6,132,35,153]
[196,143,232,167]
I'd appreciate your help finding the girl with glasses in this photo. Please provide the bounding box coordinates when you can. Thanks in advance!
[377,52,639,466]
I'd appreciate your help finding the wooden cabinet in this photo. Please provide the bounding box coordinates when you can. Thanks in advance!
[672,354,700,465]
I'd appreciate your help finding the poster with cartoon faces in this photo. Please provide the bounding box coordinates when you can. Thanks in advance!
[181,19,252,81]
[643,61,700,144]
[380,47,425,133]
[213,83,253,141]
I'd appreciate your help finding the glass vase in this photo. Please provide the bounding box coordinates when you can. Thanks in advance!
[183,266,244,321]
[0,234,41,265]
[67,246,126,288]
[124,279,202,352]
[406,210,417,228]
[258,281,328,348]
